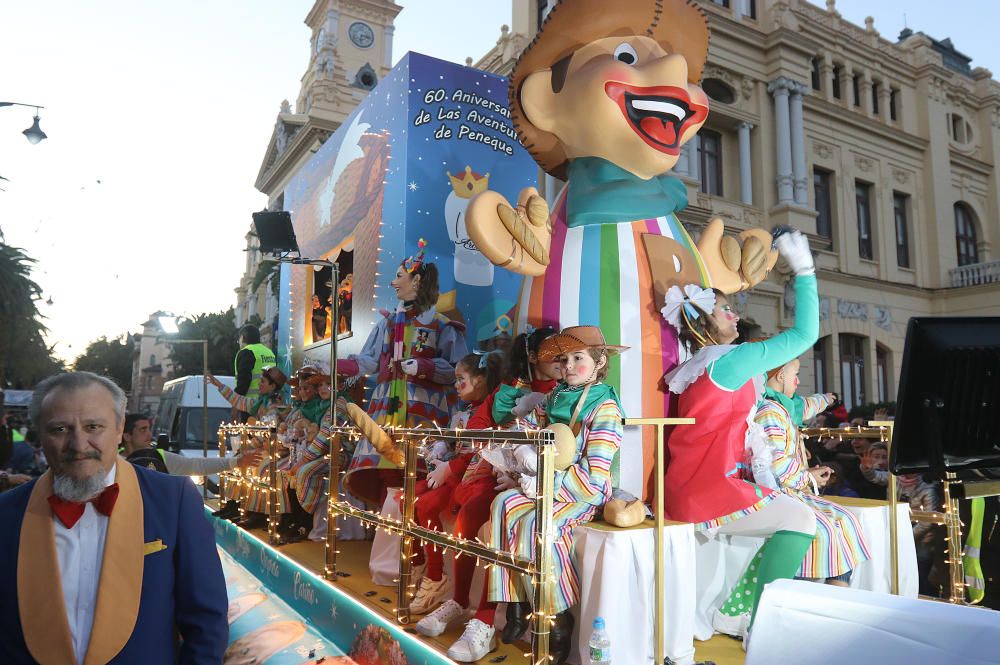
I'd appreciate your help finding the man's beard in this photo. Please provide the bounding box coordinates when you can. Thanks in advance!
[52,451,108,502]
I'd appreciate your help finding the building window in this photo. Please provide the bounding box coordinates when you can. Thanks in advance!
[747,0,757,18]
[955,202,980,266]
[536,0,548,30]
[149,354,156,367]
[889,89,898,121]
[839,334,866,411]
[699,129,723,196]
[872,83,880,115]
[876,345,891,403]
[811,57,822,91]
[814,168,834,242]
[710,0,731,6]
[832,66,842,99]
[814,337,829,395]
[855,181,874,260]
[852,74,861,107]
[893,192,911,268]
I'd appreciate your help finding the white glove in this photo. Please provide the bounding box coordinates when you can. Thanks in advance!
[774,229,815,276]
[513,444,537,474]
[519,474,537,498]
[511,392,547,418]
[400,359,419,376]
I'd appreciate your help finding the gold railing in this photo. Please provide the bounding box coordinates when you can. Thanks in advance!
[800,421,967,602]
[217,423,280,544]
[324,425,558,665]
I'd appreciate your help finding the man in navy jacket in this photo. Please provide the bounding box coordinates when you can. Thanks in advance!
[0,371,228,664]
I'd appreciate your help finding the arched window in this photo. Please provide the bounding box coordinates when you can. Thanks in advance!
[954,203,979,266]
[813,337,829,394]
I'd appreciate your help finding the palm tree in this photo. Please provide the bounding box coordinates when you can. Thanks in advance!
[0,228,56,386]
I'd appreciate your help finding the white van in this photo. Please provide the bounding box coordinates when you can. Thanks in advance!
[154,375,237,452]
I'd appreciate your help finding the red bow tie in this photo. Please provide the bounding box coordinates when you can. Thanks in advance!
[48,484,120,529]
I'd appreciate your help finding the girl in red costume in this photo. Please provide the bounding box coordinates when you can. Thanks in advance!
[415,329,562,663]
[407,353,505,613]
[662,229,819,644]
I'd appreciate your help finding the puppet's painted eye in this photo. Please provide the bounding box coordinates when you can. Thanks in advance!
[613,42,639,65]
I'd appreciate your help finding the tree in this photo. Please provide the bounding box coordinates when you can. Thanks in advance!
[0,229,64,388]
[73,335,135,391]
[166,308,240,378]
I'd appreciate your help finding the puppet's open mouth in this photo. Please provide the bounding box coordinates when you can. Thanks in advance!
[605,83,708,154]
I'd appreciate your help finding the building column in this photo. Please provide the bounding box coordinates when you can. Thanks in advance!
[790,82,809,205]
[861,71,874,118]
[878,82,892,123]
[738,121,754,205]
[842,64,854,109]
[768,77,795,204]
[822,55,836,103]
[383,24,395,69]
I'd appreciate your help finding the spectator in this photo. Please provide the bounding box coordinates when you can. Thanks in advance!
[122,412,262,477]
[0,371,228,664]
[820,461,860,498]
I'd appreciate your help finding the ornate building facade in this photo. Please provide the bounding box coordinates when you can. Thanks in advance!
[477,0,1000,411]
[236,0,403,344]
[128,312,176,416]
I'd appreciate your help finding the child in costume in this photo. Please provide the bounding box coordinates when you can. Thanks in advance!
[709,358,871,635]
[415,330,562,662]
[337,241,468,508]
[661,230,819,643]
[489,325,625,665]
[407,353,505,621]
[207,367,289,529]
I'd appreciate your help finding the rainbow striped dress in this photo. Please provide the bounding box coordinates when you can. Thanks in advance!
[514,183,707,500]
[755,394,871,578]
[488,397,622,613]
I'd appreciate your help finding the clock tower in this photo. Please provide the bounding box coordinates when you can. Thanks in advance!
[297,0,402,126]
[256,0,401,202]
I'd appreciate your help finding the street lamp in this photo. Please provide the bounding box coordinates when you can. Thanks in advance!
[0,102,48,144]
[157,314,210,496]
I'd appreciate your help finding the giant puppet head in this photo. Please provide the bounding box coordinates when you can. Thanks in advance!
[467,0,776,291]
[511,0,710,181]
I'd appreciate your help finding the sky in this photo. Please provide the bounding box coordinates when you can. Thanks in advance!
[0,0,994,363]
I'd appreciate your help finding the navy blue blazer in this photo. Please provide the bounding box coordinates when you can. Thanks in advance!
[0,461,228,664]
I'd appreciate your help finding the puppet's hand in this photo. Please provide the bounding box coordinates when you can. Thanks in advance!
[466,187,551,276]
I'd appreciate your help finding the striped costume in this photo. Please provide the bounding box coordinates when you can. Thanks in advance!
[755,394,871,578]
[515,186,708,500]
[488,398,622,613]
[340,306,467,506]
[291,408,356,515]
[217,385,288,510]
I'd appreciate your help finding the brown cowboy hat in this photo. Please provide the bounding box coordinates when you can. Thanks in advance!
[537,325,629,362]
[305,372,333,386]
[261,366,287,388]
[288,364,320,387]
[509,0,710,179]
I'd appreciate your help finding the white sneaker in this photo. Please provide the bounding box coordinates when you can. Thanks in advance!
[416,599,467,637]
[712,608,750,638]
[447,619,497,662]
[409,574,452,614]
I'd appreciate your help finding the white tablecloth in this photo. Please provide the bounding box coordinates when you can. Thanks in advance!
[693,497,919,639]
[747,579,1000,665]
[572,520,698,665]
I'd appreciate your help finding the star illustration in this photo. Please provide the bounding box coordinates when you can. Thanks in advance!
[408,181,419,192]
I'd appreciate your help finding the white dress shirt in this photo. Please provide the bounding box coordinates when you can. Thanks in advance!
[54,465,117,665]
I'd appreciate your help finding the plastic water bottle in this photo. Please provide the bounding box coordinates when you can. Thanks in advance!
[588,616,611,664]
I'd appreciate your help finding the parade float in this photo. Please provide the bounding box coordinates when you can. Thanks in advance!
[204,2,999,664]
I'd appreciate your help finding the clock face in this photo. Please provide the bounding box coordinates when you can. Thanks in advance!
[348,22,374,49]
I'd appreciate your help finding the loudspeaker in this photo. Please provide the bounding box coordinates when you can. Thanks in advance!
[252,211,298,254]
[746,579,1000,664]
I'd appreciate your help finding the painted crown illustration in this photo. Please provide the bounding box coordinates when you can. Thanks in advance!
[447,166,490,199]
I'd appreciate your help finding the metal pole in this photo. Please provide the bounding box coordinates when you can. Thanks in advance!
[268,427,279,544]
[218,426,228,511]
[532,430,555,665]
[624,417,694,665]
[396,435,418,625]
[943,471,965,603]
[202,340,209,500]
[325,262,340,581]
[872,420,899,595]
